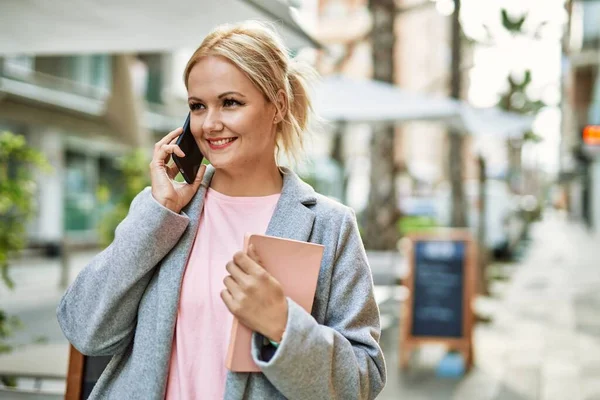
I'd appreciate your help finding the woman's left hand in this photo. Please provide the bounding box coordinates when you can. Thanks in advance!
[221,245,288,343]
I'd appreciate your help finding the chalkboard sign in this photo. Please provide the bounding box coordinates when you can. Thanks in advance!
[399,230,475,370]
[411,240,465,338]
[66,345,111,400]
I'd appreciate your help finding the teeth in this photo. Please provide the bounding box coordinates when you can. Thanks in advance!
[211,138,235,146]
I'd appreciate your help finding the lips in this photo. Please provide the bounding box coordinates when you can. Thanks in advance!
[207,137,237,150]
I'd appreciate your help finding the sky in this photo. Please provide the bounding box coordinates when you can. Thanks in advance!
[461,0,567,175]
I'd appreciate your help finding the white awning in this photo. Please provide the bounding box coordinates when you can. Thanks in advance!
[313,75,461,123]
[313,75,534,138]
[453,106,535,139]
[0,0,319,56]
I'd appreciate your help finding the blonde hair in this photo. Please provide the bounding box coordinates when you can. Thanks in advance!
[184,21,316,164]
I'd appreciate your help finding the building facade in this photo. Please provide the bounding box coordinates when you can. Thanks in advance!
[0,53,182,252]
[562,0,600,229]
[312,0,475,216]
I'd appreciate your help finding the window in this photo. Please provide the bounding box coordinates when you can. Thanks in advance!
[64,151,96,232]
[3,55,34,78]
[582,1,600,50]
[66,55,111,91]
[137,54,164,104]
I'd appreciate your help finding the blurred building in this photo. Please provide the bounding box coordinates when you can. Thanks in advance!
[311,0,474,214]
[395,0,476,191]
[0,53,182,252]
[561,0,600,229]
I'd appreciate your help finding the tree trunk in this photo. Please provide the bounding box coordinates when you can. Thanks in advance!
[363,0,399,250]
[449,0,467,228]
[501,81,523,195]
[507,138,523,193]
[330,122,349,204]
[477,156,489,295]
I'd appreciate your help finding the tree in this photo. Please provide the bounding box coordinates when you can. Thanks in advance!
[362,0,400,250]
[496,10,546,194]
[501,9,527,33]
[0,131,50,386]
[448,0,468,228]
[474,9,546,293]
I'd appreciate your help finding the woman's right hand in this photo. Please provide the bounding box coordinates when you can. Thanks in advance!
[150,127,207,213]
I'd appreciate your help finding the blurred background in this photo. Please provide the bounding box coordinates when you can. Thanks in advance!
[1,0,599,399]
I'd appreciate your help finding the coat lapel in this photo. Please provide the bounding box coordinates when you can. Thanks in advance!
[265,167,317,242]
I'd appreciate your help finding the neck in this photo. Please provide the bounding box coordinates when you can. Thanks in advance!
[210,162,283,197]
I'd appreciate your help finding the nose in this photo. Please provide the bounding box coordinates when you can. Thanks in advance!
[202,109,224,134]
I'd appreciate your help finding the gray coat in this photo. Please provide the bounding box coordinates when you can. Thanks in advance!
[57,166,386,399]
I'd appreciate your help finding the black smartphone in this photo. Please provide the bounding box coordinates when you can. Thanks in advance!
[172,112,204,184]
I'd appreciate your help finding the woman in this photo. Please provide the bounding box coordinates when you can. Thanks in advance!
[58,21,386,399]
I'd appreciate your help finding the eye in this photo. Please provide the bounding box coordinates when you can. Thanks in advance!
[189,102,205,111]
[223,98,244,107]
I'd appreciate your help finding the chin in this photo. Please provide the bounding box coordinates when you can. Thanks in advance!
[206,155,236,171]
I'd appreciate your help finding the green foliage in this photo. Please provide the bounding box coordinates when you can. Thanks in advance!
[0,131,49,387]
[501,9,527,34]
[494,11,547,149]
[98,149,151,247]
[0,310,23,354]
[523,131,543,143]
[0,131,50,289]
[397,215,438,236]
[497,70,546,115]
[0,310,23,386]
[495,11,546,148]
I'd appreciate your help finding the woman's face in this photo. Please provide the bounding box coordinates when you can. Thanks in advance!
[186,55,279,172]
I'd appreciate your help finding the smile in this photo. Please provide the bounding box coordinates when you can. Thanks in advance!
[207,137,237,149]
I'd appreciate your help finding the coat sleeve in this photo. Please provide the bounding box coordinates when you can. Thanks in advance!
[251,208,387,399]
[57,187,190,356]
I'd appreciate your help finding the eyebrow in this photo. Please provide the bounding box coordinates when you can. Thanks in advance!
[187,92,246,102]
[219,91,245,99]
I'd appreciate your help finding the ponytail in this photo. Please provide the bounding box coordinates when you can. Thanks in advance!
[275,60,317,164]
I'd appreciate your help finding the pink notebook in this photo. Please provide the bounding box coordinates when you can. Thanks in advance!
[225,233,324,372]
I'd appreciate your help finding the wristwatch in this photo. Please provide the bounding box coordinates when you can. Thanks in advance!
[264,331,284,349]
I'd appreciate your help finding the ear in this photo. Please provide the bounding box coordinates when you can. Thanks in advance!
[273,89,287,124]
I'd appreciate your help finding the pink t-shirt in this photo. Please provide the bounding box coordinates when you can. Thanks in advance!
[165,188,280,400]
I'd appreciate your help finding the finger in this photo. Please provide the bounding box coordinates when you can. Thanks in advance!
[220,289,236,313]
[156,127,183,148]
[226,260,250,287]
[163,144,185,162]
[233,251,265,276]
[153,144,185,167]
[164,137,181,165]
[248,244,262,264]
[223,275,244,298]
[191,164,207,188]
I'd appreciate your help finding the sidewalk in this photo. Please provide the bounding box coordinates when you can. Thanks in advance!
[379,211,600,400]
[0,251,94,312]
